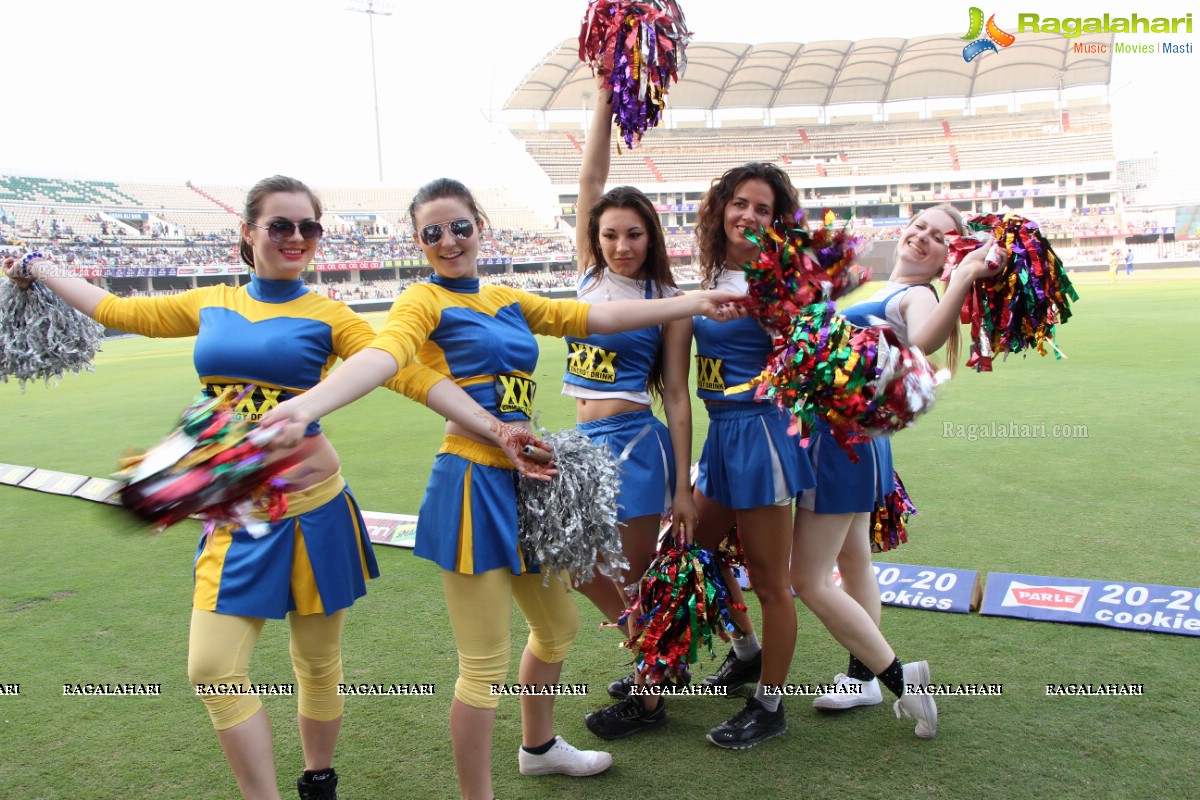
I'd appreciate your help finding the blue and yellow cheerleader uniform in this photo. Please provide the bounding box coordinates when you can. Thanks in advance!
[693,269,814,508]
[561,271,678,521]
[93,275,436,617]
[370,273,591,576]
[797,282,935,513]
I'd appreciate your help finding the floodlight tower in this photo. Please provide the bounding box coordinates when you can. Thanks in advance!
[348,0,392,182]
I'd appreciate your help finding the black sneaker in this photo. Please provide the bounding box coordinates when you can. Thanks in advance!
[706,697,787,750]
[607,673,636,700]
[297,769,338,800]
[701,648,762,691]
[585,696,668,740]
[607,668,691,700]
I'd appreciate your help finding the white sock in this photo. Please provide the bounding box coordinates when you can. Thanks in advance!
[731,633,761,660]
[754,682,781,712]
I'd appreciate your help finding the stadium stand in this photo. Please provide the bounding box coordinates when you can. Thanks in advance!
[2,28,1195,299]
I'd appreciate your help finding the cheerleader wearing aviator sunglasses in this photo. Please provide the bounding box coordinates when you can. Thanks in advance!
[246,218,325,242]
[419,217,474,246]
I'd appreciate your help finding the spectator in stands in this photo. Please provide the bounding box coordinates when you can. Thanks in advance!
[689,163,815,749]
[794,204,1002,738]
[566,82,698,740]
[3,174,543,800]
[258,176,743,800]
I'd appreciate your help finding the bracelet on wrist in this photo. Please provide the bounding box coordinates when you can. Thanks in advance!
[17,252,46,281]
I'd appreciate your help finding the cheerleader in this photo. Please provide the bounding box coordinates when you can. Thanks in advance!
[2,174,546,800]
[563,82,698,739]
[795,204,1003,737]
[688,163,817,749]
[260,177,742,799]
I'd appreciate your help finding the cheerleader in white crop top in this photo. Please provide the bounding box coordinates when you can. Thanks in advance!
[793,204,1003,738]
[571,82,698,741]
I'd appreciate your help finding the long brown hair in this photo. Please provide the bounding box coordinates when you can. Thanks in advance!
[695,162,799,288]
[585,185,677,402]
[239,175,322,269]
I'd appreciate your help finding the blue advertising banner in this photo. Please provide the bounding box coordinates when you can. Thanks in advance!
[981,572,1200,637]
[835,562,980,614]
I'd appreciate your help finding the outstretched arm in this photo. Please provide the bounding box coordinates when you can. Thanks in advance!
[586,288,747,334]
[260,348,399,447]
[4,255,110,316]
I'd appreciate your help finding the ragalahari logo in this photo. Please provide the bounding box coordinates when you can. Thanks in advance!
[1001,580,1089,613]
[961,7,1016,62]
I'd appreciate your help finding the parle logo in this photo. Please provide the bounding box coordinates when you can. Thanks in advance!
[1001,580,1089,613]
[961,7,1016,61]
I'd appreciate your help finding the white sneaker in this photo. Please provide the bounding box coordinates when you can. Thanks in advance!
[518,735,613,777]
[812,674,883,711]
[892,660,937,739]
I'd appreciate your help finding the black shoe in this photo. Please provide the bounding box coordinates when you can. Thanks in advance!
[585,696,668,740]
[607,668,691,700]
[706,697,787,750]
[297,769,338,800]
[607,673,636,700]
[701,648,762,691]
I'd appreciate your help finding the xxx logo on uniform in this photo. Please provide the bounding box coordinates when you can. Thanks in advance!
[695,356,725,392]
[567,342,618,383]
[961,7,1016,61]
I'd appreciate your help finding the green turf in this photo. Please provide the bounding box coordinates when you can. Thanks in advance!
[2,279,1198,799]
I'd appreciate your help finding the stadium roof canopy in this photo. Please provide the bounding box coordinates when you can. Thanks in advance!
[504,32,1113,112]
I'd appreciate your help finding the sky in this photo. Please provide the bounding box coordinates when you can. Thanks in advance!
[3,0,1195,187]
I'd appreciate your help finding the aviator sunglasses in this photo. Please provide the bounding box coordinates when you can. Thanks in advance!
[247,219,325,242]
[419,218,475,246]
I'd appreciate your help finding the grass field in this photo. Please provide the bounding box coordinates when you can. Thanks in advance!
[2,275,1199,799]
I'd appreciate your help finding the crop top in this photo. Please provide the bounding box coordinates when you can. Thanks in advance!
[562,270,678,405]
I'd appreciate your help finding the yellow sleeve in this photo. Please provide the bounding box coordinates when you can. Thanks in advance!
[507,288,591,338]
[93,288,210,338]
[326,298,447,403]
[368,285,441,372]
[389,362,445,405]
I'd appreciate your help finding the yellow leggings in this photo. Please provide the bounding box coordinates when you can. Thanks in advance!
[187,608,346,730]
[441,567,579,709]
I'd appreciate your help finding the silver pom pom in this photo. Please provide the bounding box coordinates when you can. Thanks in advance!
[517,427,631,588]
[0,281,105,392]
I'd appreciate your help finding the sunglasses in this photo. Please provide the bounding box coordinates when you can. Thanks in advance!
[248,219,324,242]
[419,218,474,246]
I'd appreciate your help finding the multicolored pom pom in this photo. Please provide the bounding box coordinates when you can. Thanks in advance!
[517,427,628,587]
[740,210,871,332]
[115,387,303,534]
[871,470,916,553]
[579,0,691,148]
[947,212,1078,372]
[619,541,745,685]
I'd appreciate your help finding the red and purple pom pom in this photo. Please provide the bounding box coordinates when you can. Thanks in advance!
[579,0,691,148]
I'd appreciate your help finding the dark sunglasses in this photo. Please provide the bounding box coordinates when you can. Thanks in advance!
[248,219,324,242]
[419,218,474,246]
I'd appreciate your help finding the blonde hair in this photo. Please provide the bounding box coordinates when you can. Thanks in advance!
[902,204,968,376]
